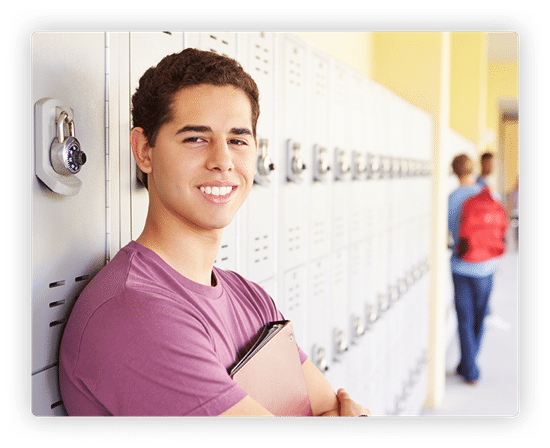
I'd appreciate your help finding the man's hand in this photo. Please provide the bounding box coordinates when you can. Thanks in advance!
[336,388,371,417]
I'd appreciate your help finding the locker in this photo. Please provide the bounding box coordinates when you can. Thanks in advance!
[32,366,66,416]
[278,35,308,271]
[238,32,277,283]
[306,50,331,261]
[326,249,349,364]
[185,32,237,58]
[329,63,351,252]
[306,257,331,374]
[282,266,308,350]
[32,32,107,415]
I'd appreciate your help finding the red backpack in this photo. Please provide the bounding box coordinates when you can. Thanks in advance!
[457,186,508,262]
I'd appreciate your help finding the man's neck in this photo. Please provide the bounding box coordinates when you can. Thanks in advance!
[458,175,476,187]
[136,216,222,287]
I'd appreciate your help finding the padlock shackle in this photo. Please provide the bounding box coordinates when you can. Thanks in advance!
[57,112,75,141]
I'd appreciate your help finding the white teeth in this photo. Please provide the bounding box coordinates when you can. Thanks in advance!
[200,186,233,196]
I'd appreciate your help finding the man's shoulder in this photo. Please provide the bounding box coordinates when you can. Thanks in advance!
[450,184,482,201]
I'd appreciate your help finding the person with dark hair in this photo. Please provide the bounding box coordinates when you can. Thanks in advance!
[59,48,369,417]
[476,151,494,187]
[448,154,501,385]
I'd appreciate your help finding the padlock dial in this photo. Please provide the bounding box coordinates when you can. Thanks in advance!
[66,139,86,173]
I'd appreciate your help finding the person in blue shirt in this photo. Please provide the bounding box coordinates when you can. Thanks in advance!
[448,154,500,384]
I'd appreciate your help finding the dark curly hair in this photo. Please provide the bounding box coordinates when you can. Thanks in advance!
[132,48,260,148]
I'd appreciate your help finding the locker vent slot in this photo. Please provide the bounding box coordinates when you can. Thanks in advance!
[49,319,65,328]
[49,300,66,308]
[51,400,63,410]
[253,235,270,264]
[221,244,229,262]
[313,220,326,246]
[49,280,65,288]
[75,275,90,282]
[287,226,301,252]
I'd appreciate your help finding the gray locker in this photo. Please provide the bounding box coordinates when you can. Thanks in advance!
[238,32,277,284]
[32,31,107,415]
[278,35,308,272]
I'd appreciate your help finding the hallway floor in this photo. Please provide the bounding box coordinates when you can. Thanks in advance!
[420,247,519,416]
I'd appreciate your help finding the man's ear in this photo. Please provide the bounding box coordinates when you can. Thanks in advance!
[131,127,153,174]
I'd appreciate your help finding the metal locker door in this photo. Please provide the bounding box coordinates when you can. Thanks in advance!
[238,32,277,283]
[329,63,350,252]
[278,35,307,272]
[128,32,184,241]
[307,50,331,261]
[282,266,308,351]
[307,257,331,375]
[32,31,107,415]
[185,32,237,58]
[325,249,349,390]
[32,366,66,416]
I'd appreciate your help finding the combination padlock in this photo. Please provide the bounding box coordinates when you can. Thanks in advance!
[50,112,87,175]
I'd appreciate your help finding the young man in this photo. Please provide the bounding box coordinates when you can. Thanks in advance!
[476,152,494,187]
[59,48,369,417]
[448,154,500,384]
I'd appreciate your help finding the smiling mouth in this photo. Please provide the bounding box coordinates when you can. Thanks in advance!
[199,185,234,196]
[198,185,237,203]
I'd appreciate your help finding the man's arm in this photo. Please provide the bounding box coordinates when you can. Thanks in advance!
[302,359,371,416]
[301,359,338,415]
[220,395,274,416]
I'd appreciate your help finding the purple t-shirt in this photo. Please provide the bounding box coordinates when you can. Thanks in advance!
[59,241,307,416]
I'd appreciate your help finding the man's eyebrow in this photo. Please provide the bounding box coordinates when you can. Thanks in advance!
[175,125,212,135]
[174,125,252,136]
[230,127,253,136]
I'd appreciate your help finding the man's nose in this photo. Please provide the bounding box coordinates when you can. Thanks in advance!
[206,139,234,172]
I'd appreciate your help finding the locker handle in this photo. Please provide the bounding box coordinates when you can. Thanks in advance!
[312,345,329,372]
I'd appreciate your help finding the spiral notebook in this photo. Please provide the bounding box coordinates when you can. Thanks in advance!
[229,320,313,416]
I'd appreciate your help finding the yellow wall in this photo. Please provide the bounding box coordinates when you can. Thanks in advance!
[449,32,486,145]
[502,119,519,194]
[487,61,519,194]
[487,61,519,140]
[296,32,372,78]
[370,32,442,117]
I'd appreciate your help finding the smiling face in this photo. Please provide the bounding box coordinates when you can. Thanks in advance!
[133,84,257,235]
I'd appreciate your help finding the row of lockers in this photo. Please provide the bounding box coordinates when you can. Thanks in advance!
[31,31,433,415]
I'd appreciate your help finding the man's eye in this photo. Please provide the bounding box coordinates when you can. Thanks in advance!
[229,139,246,146]
[183,137,204,143]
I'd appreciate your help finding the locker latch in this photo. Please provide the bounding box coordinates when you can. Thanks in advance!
[367,303,378,326]
[366,153,380,180]
[286,139,306,183]
[332,328,348,362]
[351,150,367,180]
[254,138,275,186]
[391,156,401,178]
[312,345,329,372]
[381,155,391,179]
[351,314,365,343]
[333,148,350,181]
[312,144,330,182]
